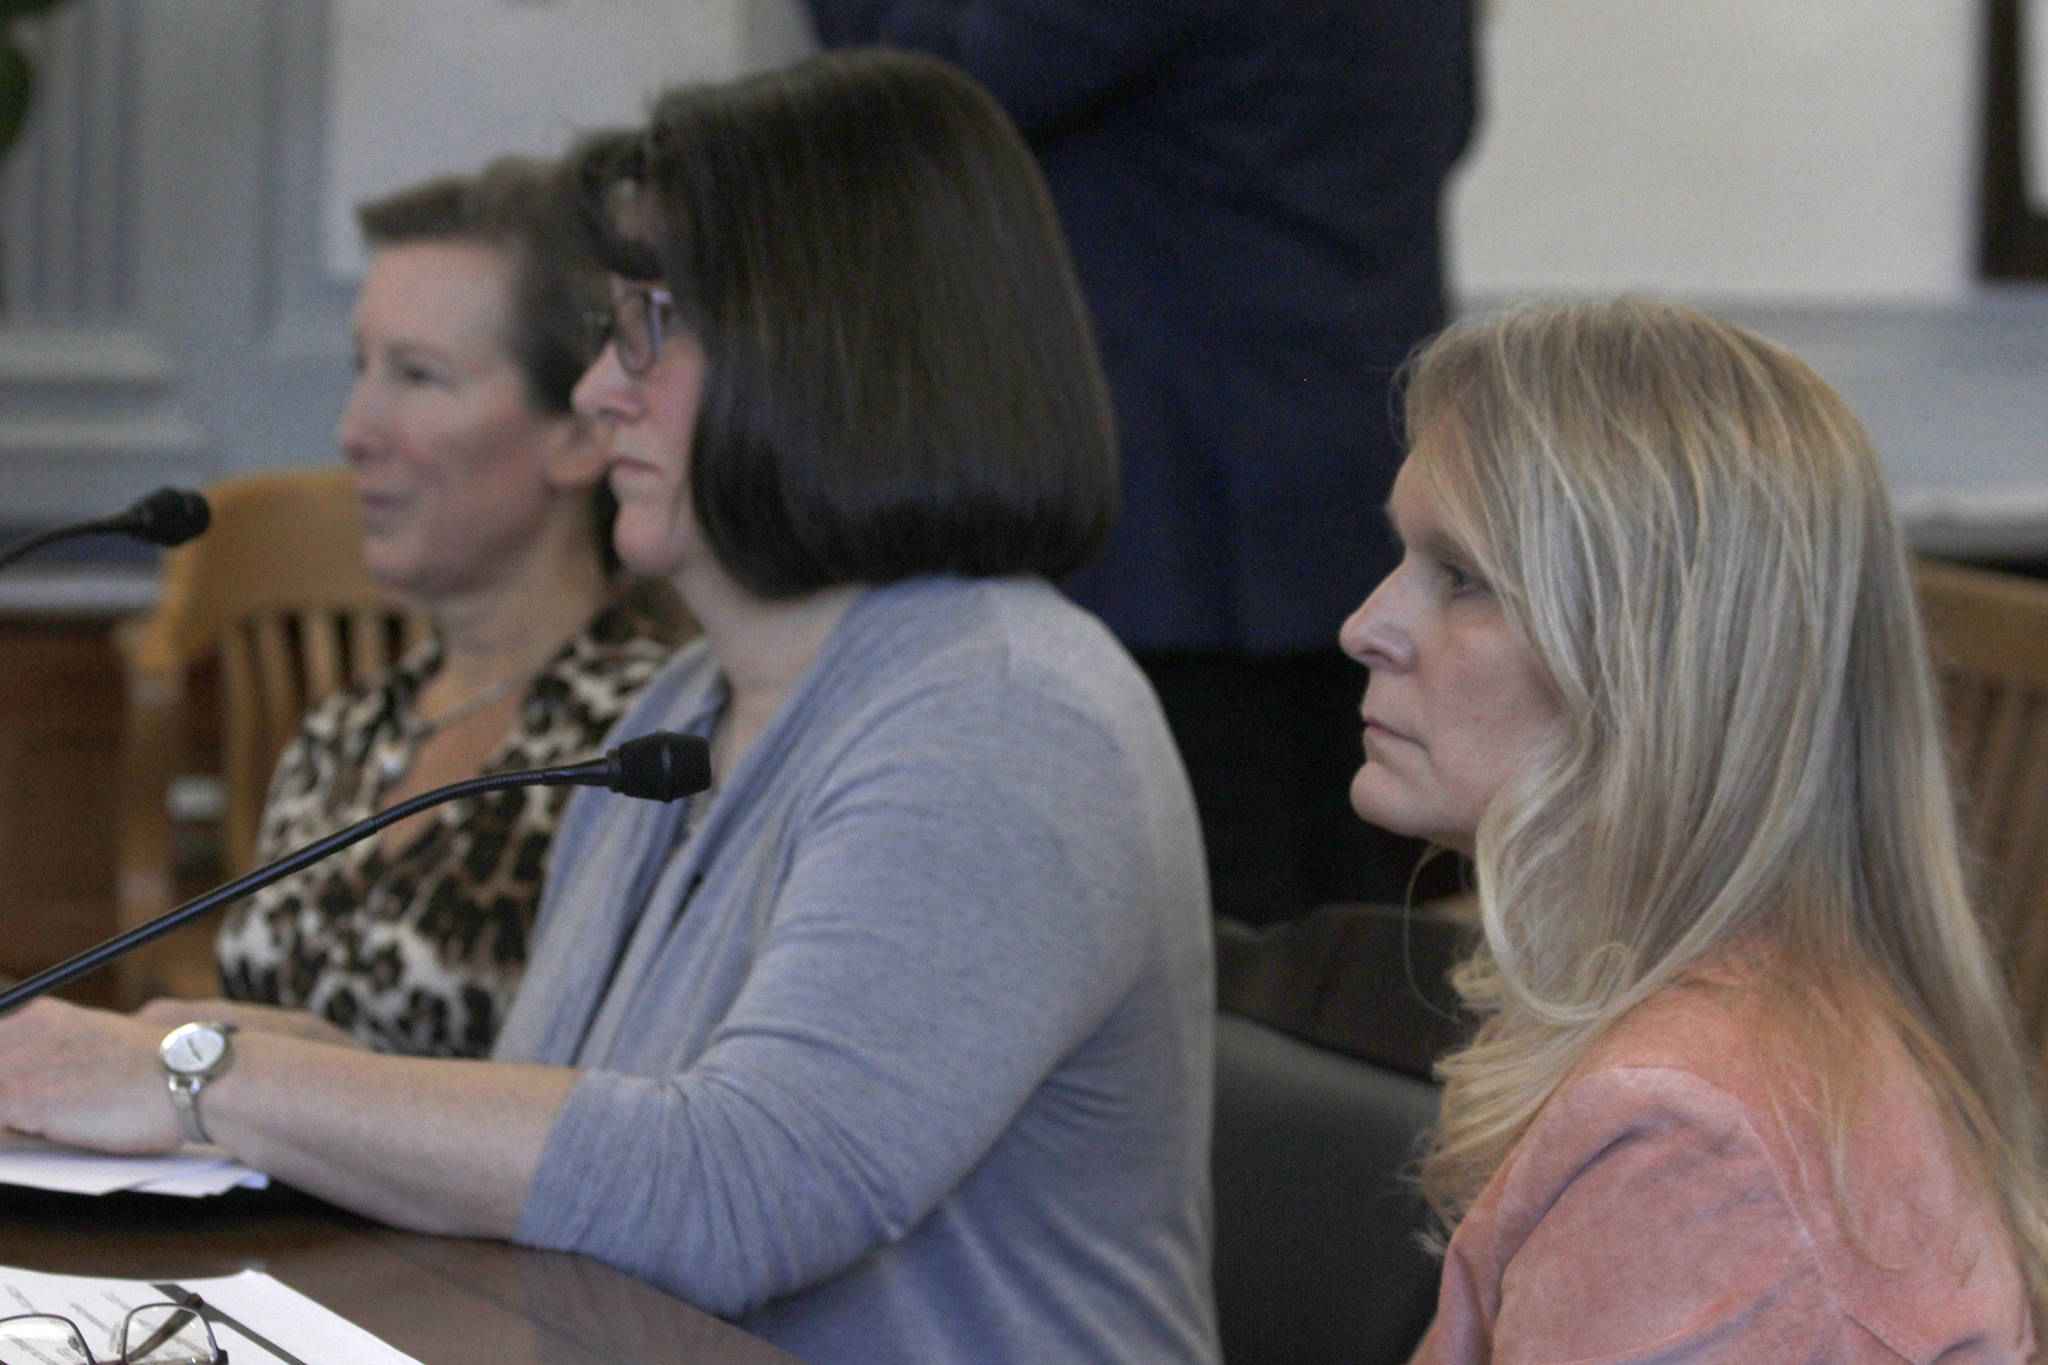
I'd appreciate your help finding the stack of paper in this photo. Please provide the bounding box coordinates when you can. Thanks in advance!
[0,1132,267,1197]
[1,1263,425,1365]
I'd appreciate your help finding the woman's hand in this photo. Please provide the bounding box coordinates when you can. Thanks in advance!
[1,994,573,1236]
[136,997,370,1050]
[0,998,181,1154]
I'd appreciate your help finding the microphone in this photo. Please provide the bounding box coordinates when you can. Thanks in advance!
[0,487,213,571]
[109,487,213,547]
[553,729,714,802]
[0,730,710,1015]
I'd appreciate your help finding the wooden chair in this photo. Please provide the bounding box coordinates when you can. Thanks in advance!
[112,468,425,1003]
[1916,559,2048,1076]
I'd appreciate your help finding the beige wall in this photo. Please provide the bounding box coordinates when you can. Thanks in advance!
[1450,1,1982,303]
[323,0,817,277]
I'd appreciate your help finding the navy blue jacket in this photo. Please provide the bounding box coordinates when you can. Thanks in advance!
[804,0,1477,652]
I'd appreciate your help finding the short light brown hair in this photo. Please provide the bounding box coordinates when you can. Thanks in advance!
[357,156,595,416]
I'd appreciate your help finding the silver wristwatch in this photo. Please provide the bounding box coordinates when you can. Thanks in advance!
[158,1021,238,1145]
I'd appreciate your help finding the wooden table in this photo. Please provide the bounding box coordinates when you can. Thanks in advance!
[0,1184,801,1364]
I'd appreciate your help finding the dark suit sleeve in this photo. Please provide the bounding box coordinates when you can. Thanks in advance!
[801,0,1206,130]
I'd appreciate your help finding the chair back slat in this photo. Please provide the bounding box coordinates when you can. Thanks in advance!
[300,611,350,710]
[1988,699,2048,1053]
[350,606,408,679]
[1984,694,2048,857]
[245,615,303,760]
[1917,560,2048,1086]
[216,619,277,888]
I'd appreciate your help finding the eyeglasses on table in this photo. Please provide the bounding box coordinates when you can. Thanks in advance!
[0,1298,225,1364]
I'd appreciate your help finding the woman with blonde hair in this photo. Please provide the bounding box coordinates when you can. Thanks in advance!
[1339,297,2044,1358]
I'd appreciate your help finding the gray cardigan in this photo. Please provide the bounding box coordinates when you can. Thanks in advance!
[494,576,1220,1364]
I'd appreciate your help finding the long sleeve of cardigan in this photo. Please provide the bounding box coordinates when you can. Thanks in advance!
[513,675,1157,1317]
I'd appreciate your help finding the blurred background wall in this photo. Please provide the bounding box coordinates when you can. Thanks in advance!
[0,0,2022,520]
[1449,1,1980,302]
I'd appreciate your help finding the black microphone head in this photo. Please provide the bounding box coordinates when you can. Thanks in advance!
[121,487,211,546]
[608,731,713,802]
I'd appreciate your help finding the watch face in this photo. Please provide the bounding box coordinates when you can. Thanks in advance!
[163,1025,228,1074]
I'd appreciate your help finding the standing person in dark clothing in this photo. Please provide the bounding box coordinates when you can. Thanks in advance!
[799,0,1478,923]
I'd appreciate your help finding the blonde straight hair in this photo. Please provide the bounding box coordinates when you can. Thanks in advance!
[1405,298,2048,1315]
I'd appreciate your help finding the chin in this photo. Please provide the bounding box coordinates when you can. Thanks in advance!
[1349,768,1466,849]
[358,545,420,594]
[612,531,687,581]
[1349,767,1413,836]
[613,543,676,580]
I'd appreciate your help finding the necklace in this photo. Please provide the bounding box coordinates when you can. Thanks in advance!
[377,666,540,787]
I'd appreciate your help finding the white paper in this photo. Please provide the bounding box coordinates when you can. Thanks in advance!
[1,1265,424,1365]
[0,1132,267,1197]
[124,1162,271,1198]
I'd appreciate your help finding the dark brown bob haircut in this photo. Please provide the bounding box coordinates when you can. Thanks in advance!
[562,48,1118,598]
[356,155,596,416]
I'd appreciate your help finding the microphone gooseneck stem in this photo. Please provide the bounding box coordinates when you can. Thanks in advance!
[0,523,99,572]
[0,488,213,571]
[0,766,593,1017]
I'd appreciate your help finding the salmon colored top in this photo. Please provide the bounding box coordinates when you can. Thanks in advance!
[1411,963,2034,1363]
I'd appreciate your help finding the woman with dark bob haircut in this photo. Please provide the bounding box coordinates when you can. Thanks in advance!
[564,48,1120,598]
[0,50,1219,1365]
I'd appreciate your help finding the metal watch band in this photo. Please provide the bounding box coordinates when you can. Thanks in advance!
[166,1073,211,1145]
[159,1021,236,1147]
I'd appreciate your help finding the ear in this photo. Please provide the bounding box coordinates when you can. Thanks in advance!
[539,412,608,492]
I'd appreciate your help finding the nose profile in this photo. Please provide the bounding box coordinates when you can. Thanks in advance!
[1340,572,1414,672]
[335,376,381,465]
[573,342,638,424]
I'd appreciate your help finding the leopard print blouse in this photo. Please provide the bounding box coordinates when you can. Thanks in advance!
[214,601,677,1057]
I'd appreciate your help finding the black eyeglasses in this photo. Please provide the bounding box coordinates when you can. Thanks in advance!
[584,286,681,378]
[0,1299,226,1364]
